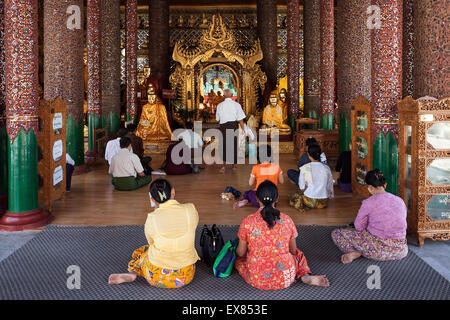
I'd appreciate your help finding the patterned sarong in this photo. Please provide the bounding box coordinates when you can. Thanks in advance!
[127,245,196,288]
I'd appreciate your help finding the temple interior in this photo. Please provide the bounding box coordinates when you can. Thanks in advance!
[0,1,448,247]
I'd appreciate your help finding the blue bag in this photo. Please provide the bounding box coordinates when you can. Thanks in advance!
[213,238,239,278]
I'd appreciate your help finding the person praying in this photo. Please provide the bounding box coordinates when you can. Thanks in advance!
[126,123,153,175]
[335,144,352,193]
[331,169,408,264]
[294,144,334,209]
[234,144,283,209]
[215,89,246,173]
[105,128,130,166]
[108,137,152,191]
[235,180,330,290]
[287,137,327,184]
[108,179,200,288]
[176,121,204,173]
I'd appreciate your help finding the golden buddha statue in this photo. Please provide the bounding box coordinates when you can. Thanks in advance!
[135,83,173,142]
[277,76,304,114]
[278,88,288,120]
[261,92,291,135]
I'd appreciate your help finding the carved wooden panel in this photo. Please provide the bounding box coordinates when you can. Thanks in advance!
[37,98,67,213]
[398,96,450,246]
[350,95,372,199]
[293,129,339,160]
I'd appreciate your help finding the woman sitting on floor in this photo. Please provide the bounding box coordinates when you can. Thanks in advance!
[108,178,200,288]
[234,144,284,209]
[235,180,330,290]
[331,169,408,264]
[290,144,334,210]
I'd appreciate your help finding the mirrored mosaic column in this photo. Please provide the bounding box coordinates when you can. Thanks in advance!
[303,0,321,119]
[0,0,7,212]
[0,0,52,230]
[149,0,170,94]
[371,0,403,195]
[402,0,414,98]
[102,0,121,133]
[319,0,335,130]
[413,0,448,99]
[336,0,371,152]
[65,0,86,169]
[126,0,138,122]
[286,0,300,130]
[86,0,102,155]
[257,0,278,93]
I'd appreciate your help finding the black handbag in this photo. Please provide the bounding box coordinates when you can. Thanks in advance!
[199,224,225,267]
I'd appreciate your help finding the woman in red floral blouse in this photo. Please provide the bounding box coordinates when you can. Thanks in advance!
[235,180,330,290]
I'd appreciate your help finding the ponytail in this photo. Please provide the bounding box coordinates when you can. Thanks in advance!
[256,180,280,229]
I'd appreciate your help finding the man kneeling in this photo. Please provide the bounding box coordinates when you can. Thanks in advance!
[109,136,152,191]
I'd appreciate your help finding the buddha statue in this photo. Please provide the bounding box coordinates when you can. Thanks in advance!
[135,83,173,142]
[277,76,304,116]
[199,14,208,28]
[278,88,288,120]
[261,92,291,135]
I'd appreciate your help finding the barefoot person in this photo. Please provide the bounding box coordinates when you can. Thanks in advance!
[234,144,283,209]
[235,180,330,290]
[331,169,408,264]
[109,179,200,287]
[215,89,246,173]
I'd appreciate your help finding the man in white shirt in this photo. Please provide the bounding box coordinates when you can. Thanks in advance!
[298,144,334,209]
[215,89,246,173]
[105,128,131,166]
[109,137,152,191]
[176,121,204,173]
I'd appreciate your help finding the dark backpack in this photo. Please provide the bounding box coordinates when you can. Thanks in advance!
[199,224,225,267]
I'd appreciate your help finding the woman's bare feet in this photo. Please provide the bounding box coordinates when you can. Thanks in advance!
[301,274,330,287]
[233,199,249,209]
[108,273,137,285]
[219,166,226,174]
[341,252,362,264]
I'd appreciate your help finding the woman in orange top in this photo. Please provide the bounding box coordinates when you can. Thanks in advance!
[234,145,284,209]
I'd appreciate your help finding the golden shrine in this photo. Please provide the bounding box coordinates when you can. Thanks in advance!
[169,14,267,119]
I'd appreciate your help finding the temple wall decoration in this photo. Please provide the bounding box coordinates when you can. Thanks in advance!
[286,0,300,126]
[319,0,335,129]
[370,0,403,195]
[336,0,371,152]
[86,0,102,152]
[126,0,138,121]
[102,0,121,133]
[119,8,303,87]
[413,0,448,99]
[303,0,320,118]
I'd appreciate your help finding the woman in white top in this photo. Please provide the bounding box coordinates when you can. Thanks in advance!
[296,144,334,209]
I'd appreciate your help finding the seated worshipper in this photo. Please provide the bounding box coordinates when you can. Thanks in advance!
[234,144,284,209]
[331,169,408,264]
[105,128,130,166]
[126,123,153,175]
[176,121,204,173]
[295,144,334,209]
[108,137,152,191]
[161,139,193,175]
[235,180,330,290]
[335,144,352,193]
[287,137,327,184]
[66,153,75,192]
[109,179,200,288]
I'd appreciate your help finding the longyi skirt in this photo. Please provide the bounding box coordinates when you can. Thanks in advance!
[127,245,196,288]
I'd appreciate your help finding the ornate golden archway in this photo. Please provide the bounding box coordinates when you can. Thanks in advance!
[169,14,267,116]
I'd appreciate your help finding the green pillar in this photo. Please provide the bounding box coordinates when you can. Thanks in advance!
[319,112,334,130]
[7,130,38,212]
[338,112,351,153]
[0,125,7,210]
[88,113,102,152]
[66,115,85,166]
[373,131,399,195]
[105,111,120,133]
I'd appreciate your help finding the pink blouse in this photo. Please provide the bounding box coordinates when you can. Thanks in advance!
[354,192,407,240]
